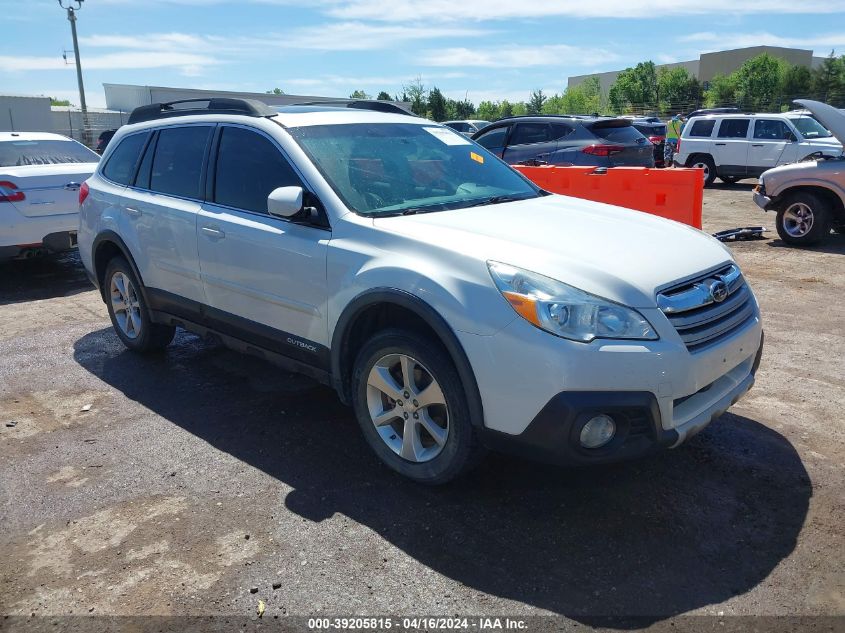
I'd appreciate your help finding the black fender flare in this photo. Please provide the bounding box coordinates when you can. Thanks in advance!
[331,288,485,428]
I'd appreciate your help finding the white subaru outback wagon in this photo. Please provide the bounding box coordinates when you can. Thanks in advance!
[79,98,763,484]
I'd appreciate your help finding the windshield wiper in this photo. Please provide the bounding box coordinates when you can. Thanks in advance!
[463,194,534,208]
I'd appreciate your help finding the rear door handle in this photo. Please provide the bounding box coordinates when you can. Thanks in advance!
[201,225,225,239]
[714,143,727,146]
[751,144,764,147]
[125,206,142,217]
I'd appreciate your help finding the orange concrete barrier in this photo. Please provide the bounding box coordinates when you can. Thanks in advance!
[514,166,703,230]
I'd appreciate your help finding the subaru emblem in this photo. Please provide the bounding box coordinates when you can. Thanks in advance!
[710,280,728,303]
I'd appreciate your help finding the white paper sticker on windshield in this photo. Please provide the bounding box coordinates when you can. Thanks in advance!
[423,126,472,146]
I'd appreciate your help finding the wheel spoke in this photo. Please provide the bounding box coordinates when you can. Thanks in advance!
[415,380,445,409]
[372,405,400,427]
[418,411,447,447]
[399,355,416,393]
[400,416,422,461]
[368,365,403,400]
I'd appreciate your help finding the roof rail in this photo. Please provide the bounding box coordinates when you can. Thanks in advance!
[287,99,415,116]
[127,98,276,124]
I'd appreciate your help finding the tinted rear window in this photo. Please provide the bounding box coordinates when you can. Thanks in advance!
[717,119,750,138]
[150,126,212,199]
[102,133,148,185]
[0,139,99,167]
[688,119,716,137]
[634,123,667,136]
[591,125,644,143]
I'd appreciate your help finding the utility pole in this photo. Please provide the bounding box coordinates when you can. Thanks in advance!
[58,0,89,145]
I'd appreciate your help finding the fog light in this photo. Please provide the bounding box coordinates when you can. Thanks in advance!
[580,414,616,449]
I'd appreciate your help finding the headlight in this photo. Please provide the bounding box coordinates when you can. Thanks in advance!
[488,261,658,342]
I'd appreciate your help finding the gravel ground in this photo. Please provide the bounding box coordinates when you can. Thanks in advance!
[0,184,843,630]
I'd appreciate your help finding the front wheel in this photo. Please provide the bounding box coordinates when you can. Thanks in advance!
[104,257,175,352]
[720,176,742,185]
[775,192,831,246]
[351,329,482,484]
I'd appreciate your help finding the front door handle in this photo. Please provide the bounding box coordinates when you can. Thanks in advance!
[714,142,727,146]
[201,225,225,239]
[64,182,81,191]
[125,206,142,217]
[751,144,764,147]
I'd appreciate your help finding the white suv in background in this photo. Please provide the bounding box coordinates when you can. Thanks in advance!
[79,98,763,484]
[1,132,99,260]
[674,112,842,186]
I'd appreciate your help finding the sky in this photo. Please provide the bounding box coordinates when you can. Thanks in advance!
[1,0,845,109]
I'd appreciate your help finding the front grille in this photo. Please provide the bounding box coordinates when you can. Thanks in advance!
[657,264,755,352]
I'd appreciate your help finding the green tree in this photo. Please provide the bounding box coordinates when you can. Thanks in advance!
[50,97,71,106]
[704,73,738,108]
[476,100,499,121]
[608,61,658,113]
[349,89,371,99]
[526,89,547,115]
[403,77,427,116]
[512,102,528,116]
[781,64,813,101]
[265,88,284,95]
[453,98,476,119]
[811,51,845,105]
[428,87,448,121]
[376,91,392,101]
[733,53,788,111]
[499,100,515,118]
[657,67,701,114]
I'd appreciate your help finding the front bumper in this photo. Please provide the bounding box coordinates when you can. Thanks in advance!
[753,190,773,210]
[479,334,763,466]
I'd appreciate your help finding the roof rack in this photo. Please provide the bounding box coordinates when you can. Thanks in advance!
[127,98,276,124]
[286,99,415,116]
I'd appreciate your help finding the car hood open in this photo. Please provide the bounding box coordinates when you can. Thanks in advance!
[374,194,733,308]
[795,99,845,146]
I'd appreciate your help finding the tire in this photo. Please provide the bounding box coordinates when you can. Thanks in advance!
[720,176,742,185]
[775,192,832,246]
[688,155,717,187]
[104,256,175,352]
[351,329,483,484]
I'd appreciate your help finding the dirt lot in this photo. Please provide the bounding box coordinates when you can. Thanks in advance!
[1,184,843,629]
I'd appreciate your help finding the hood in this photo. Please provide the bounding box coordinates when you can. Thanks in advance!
[373,195,733,308]
[795,99,845,145]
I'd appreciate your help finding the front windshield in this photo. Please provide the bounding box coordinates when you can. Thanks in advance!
[288,123,540,216]
[789,116,833,139]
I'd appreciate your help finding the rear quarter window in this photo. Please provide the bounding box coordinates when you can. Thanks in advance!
[688,119,716,137]
[102,133,149,185]
[591,125,644,143]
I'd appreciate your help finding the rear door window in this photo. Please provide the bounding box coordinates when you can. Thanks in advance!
[717,119,750,139]
[688,119,716,137]
[150,126,212,199]
[509,123,552,146]
[102,132,148,185]
[213,126,303,214]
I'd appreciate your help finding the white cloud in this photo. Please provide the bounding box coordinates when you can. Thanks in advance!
[0,52,218,74]
[420,45,619,68]
[678,31,845,53]
[327,0,842,22]
[277,22,490,51]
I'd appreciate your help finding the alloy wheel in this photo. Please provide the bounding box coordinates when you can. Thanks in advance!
[110,271,142,339]
[783,202,815,238]
[366,353,449,463]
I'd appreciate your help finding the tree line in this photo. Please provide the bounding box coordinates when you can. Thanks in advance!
[270,51,845,122]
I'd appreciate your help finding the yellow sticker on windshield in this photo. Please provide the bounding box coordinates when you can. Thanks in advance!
[470,152,484,164]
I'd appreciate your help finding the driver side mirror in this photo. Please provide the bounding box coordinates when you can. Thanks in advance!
[267,186,303,218]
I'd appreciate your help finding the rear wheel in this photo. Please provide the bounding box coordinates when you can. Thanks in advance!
[351,329,482,484]
[688,155,717,187]
[104,257,175,352]
[775,192,831,246]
